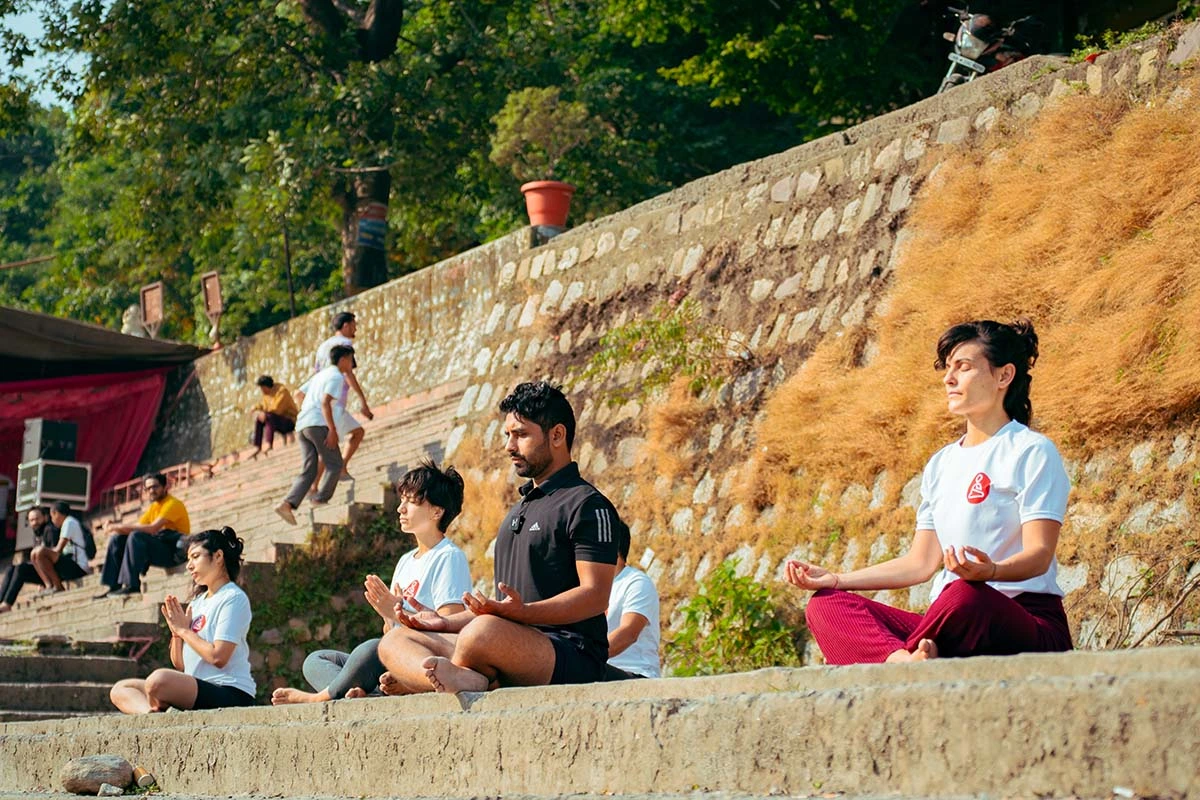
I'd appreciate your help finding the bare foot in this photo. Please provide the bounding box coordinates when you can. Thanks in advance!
[911,638,939,661]
[886,639,939,663]
[421,656,489,694]
[378,671,406,696]
[344,687,368,699]
[271,687,329,705]
[0,603,11,614]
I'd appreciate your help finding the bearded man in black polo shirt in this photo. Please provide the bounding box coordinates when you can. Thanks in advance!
[375,381,622,693]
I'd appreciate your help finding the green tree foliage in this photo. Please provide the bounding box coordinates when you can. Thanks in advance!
[0,91,63,306]
[667,560,803,676]
[0,0,932,342]
[597,0,939,138]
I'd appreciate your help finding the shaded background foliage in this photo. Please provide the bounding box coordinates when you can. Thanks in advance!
[0,0,1183,342]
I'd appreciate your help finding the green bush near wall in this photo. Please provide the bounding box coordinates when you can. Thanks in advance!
[666,560,805,676]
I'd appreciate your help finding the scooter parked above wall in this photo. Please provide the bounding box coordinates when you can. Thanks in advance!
[937,7,1039,93]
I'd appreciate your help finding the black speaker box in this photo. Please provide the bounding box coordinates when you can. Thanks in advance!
[22,418,78,462]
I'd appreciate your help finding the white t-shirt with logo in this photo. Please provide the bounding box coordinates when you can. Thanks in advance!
[182,582,256,696]
[295,365,348,431]
[607,565,661,678]
[58,516,93,573]
[388,538,473,614]
[917,420,1070,602]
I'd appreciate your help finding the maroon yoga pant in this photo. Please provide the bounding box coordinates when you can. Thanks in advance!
[804,580,1072,665]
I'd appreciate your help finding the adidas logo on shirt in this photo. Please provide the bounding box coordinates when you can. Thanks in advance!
[528,522,541,532]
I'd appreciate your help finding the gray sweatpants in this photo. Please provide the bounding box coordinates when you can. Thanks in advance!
[302,638,385,699]
[285,426,343,508]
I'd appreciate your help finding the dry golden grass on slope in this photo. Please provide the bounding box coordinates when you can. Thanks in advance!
[754,77,1200,499]
[447,433,515,581]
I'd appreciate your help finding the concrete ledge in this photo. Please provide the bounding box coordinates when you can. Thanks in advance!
[0,648,1196,797]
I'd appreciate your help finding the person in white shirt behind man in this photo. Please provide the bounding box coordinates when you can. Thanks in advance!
[275,344,355,525]
[605,523,661,680]
[305,311,373,481]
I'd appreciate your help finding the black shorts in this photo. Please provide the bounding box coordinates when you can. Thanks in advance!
[192,678,257,710]
[546,631,606,685]
[54,558,87,582]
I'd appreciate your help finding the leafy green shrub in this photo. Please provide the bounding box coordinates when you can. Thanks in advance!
[666,560,803,677]
[1069,21,1165,62]
[575,298,746,404]
[489,86,602,182]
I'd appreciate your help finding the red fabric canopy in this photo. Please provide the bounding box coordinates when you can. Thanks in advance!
[0,369,169,510]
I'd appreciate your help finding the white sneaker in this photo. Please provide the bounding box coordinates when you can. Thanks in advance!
[274,502,297,525]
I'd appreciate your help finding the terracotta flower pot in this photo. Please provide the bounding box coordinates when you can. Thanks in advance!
[520,180,576,228]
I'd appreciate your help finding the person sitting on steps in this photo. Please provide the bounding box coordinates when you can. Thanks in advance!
[0,507,62,612]
[34,501,93,594]
[110,527,256,712]
[95,473,191,598]
[375,381,623,695]
[250,375,298,456]
[604,522,661,680]
[784,318,1073,664]
[270,460,472,704]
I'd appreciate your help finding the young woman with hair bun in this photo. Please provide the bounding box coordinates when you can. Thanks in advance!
[110,527,257,712]
[785,318,1074,664]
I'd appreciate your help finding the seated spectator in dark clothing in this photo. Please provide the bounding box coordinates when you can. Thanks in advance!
[251,375,298,454]
[0,507,59,612]
[96,473,191,598]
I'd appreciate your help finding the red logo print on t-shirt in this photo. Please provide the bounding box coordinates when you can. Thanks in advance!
[402,580,420,605]
[967,472,991,504]
[191,615,207,633]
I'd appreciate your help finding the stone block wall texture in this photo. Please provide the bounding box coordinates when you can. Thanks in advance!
[148,28,1200,658]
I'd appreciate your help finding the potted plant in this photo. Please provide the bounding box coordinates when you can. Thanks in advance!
[489,86,600,231]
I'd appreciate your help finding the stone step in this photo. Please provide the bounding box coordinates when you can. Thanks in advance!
[0,709,100,724]
[0,681,114,714]
[0,647,1195,798]
[0,654,142,684]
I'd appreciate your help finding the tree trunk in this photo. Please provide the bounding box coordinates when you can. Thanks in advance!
[336,170,391,295]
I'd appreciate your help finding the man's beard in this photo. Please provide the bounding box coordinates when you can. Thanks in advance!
[513,445,552,479]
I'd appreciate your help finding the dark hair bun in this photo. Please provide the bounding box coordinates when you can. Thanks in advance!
[221,526,245,556]
[1009,317,1039,369]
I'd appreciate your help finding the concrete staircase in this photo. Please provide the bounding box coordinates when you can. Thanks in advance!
[0,643,143,722]
[0,647,1195,798]
[0,380,467,642]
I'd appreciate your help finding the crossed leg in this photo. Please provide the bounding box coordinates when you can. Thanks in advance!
[110,669,199,714]
[377,626,459,695]
[422,615,556,694]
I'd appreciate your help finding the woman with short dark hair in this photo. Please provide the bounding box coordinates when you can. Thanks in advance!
[785,319,1073,664]
[271,460,472,703]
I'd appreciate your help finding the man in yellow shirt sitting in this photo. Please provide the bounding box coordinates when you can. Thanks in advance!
[95,473,192,598]
[251,375,299,455]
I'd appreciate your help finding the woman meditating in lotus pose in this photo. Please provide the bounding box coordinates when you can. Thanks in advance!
[110,528,257,712]
[786,319,1072,664]
[271,460,473,704]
